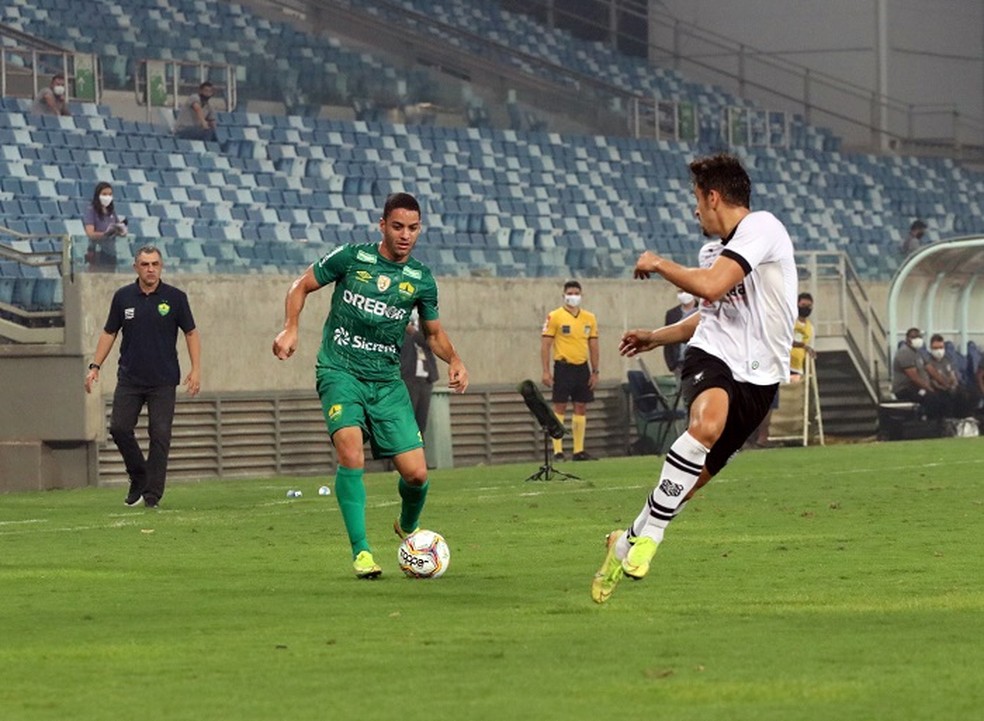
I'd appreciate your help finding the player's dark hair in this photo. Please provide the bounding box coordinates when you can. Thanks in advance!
[689,154,751,208]
[798,292,813,303]
[51,73,65,84]
[383,192,421,220]
[930,333,945,345]
[563,280,581,292]
[90,181,114,217]
[905,327,921,339]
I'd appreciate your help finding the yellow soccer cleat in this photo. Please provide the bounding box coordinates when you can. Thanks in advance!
[591,530,625,604]
[353,550,382,579]
[622,536,658,580]
[393,518,419,541]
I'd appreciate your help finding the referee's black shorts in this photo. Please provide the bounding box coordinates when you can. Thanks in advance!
[680,347,777,477]
[552,361,593,404]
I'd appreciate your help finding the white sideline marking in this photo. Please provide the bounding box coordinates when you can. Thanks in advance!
[0,519,47,526]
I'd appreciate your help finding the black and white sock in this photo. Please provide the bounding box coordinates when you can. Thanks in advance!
[617,432,709,555]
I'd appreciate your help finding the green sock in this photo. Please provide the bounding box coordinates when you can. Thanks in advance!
[335,466,370,557]
[398,478,429,534]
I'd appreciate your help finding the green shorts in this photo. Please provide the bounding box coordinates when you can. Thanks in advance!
[316,368,423,459]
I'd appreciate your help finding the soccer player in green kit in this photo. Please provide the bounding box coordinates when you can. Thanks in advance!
[273,193,469,578]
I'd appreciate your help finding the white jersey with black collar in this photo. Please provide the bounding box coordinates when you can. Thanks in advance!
[687,210,797,385]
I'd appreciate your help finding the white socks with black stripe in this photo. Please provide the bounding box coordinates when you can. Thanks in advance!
[616,431,709,557]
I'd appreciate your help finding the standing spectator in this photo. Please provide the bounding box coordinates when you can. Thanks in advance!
[400,309,439,435]
[892,327,950,421]
[591,153,797,604]
[33,74,71,116]
[83,245,202,508]
[900,219,927,256]
[789,292,816,382]
[540,280,600,461]
[174,81,217,141]
[271,192,468,579]
[662,289,698,375]
[83,182,127,272]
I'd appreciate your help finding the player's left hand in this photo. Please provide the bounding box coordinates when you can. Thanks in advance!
[447,359,469,393]
[272,329,297,360]
[619,329,659,357]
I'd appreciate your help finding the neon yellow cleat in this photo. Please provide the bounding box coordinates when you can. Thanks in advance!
[622,535,658,580]
[591,530,625,604]
[353,550,382,579]
[393,518,419,540]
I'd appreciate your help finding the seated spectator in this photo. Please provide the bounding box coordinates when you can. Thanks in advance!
[174,81,217,141]
[33,74,71,116]
[892,327,952,421]
[83,182,127,272]
[926,334,976,417]
[900,219,927,257]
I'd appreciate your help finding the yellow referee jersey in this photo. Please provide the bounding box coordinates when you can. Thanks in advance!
[542,306,598,365]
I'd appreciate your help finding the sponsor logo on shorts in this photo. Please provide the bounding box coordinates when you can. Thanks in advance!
[157,301,170,316]
[376,275,391,292]
[402,266,422,280]
[659,478,685,497]
[328,404,342,420]
[356,250,377,264]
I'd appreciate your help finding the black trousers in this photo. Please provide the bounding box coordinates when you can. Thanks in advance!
[109,383,177,502]
[405,377,433,435]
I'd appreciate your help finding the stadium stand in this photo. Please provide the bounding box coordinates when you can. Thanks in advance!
[2,0,984,288]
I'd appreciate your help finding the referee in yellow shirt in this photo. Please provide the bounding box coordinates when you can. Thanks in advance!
[541,280,600,461]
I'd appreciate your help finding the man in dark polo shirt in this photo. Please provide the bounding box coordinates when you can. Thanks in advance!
[84,245,201,508]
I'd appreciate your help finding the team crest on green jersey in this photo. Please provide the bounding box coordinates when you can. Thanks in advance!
[376,275,391,292]
[157,301,170,316]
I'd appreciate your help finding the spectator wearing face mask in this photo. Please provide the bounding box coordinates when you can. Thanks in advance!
[789,292,816,382]
[174,81,217,141]
[83,182,127,272]
[892,327,952,421]
[925,333,976,417]
[541,279,600,461]
[663,289,699,375]
[33,74,71,116]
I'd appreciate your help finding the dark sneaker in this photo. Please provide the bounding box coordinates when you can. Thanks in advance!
[572,451,597,461]
[553,452,565,462]
[124,487,143,507]
[143,497,160,509]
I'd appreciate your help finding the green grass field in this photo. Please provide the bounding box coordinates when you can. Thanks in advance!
[2,438,983,721]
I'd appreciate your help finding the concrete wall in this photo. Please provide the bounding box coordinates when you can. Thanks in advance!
[79,268,894,401]
[654,0,984,147]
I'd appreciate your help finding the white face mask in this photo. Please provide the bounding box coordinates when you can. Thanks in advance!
[677,292,694,305]
[909,336,924,350]
[930,348,945,360]
[52,85,65,97]
[564,294,581,307]
[99,194,113,207]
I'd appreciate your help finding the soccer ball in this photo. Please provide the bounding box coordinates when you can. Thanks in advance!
[397,530,451,579]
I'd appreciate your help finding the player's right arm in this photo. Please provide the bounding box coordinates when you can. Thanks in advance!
[619,310,701,358]
[273,265,322,360]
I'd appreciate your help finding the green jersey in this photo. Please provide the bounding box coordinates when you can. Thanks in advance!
[312,243,439,381]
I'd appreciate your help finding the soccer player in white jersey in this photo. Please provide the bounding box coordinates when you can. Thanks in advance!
[592,153,797,603]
